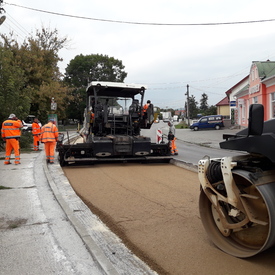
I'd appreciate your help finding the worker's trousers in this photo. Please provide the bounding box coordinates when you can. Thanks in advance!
[170,138,178,155]
[4,138,20,164]
[33,135,40,151]
[44,141,56,163]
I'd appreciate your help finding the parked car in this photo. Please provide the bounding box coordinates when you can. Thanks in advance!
[22,115,41,131]
[190,115,224,131]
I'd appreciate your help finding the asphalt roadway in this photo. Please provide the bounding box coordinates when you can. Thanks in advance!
[0,126,243,275]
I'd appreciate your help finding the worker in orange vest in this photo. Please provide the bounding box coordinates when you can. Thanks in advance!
[40,119,59,164]
[142,100,151,117]
[168,120,178,155]
[143,100,154,127]
[32,117,41,151]
[1,114,23,165]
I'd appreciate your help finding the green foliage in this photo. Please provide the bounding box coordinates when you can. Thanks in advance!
[0,186,12,190]
[65,54,128,87]
[64,54,128,122]
[20,131,33,149]
[0,131,32,152]
[202,105,217,116]
[175,121,189,129]
[199,93,208,111]
[184,93,217,118]
[188,95,198,119]
[0,27,70,125]
[0,46,31,123]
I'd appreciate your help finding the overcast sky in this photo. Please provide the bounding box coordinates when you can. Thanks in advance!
[2,0,275,108]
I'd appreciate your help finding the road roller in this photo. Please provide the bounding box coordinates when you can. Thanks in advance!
[198,104,275,257]
[57,81,172,166]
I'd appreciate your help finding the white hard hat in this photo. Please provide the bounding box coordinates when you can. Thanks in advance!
[9,114,16,119]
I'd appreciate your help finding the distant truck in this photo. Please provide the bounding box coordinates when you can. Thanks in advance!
[173,115,178,122]
[161,111,172,122]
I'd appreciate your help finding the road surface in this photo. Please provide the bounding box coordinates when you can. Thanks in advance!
[63,162,275,275]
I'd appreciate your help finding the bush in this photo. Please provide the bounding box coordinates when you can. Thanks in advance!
[175,121,189,129]
[20,131,33,149]
[0,131,33,152]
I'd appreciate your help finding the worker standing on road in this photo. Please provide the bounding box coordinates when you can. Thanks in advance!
[168,120,178,155]
[32,117,41,151]
[40,119,59,164]
[1,114,23,165]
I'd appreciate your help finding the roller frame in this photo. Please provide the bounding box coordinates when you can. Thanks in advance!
[198,154,275,257]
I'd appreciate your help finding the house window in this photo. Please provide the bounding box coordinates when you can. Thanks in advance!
[253,96,258,104]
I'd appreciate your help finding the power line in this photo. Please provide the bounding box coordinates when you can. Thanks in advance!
[6,11,30,36]
[2,19,26,42]
[5,2,275,26]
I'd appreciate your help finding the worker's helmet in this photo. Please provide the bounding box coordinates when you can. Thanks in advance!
[9,114,16,119]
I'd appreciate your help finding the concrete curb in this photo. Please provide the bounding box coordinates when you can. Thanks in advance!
[170,158,198,173]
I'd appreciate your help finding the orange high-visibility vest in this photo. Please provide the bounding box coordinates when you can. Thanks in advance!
[143,103,149,114]
[32,122,41,136]
[41,122,59,143]
[1,119,22,139]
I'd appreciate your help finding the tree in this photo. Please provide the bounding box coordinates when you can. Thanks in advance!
[204,105,217,116]
[189,95,198,118]
[65,54,127,87]
[0,44,31,124]
[64,54,128,122]
[199,93,208,113]
[1,28,70,123]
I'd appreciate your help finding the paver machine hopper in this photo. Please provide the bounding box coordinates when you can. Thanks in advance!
[57,81,171,166]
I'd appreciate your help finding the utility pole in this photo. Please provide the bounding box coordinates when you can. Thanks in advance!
[185,84,190,126]
[0,0,6,26]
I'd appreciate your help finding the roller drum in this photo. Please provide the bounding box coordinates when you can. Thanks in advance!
[199,175,275,258]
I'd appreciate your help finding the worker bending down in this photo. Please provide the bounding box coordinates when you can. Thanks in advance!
[41,119,59,164]
[1,114,23,164]
[168,121,178,155]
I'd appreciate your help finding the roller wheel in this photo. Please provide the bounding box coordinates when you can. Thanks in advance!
[199,175,275,258]
[58,152,67,167]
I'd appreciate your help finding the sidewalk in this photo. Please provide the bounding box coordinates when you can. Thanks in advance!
[174,127,241,149]
[0,151,105,275]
